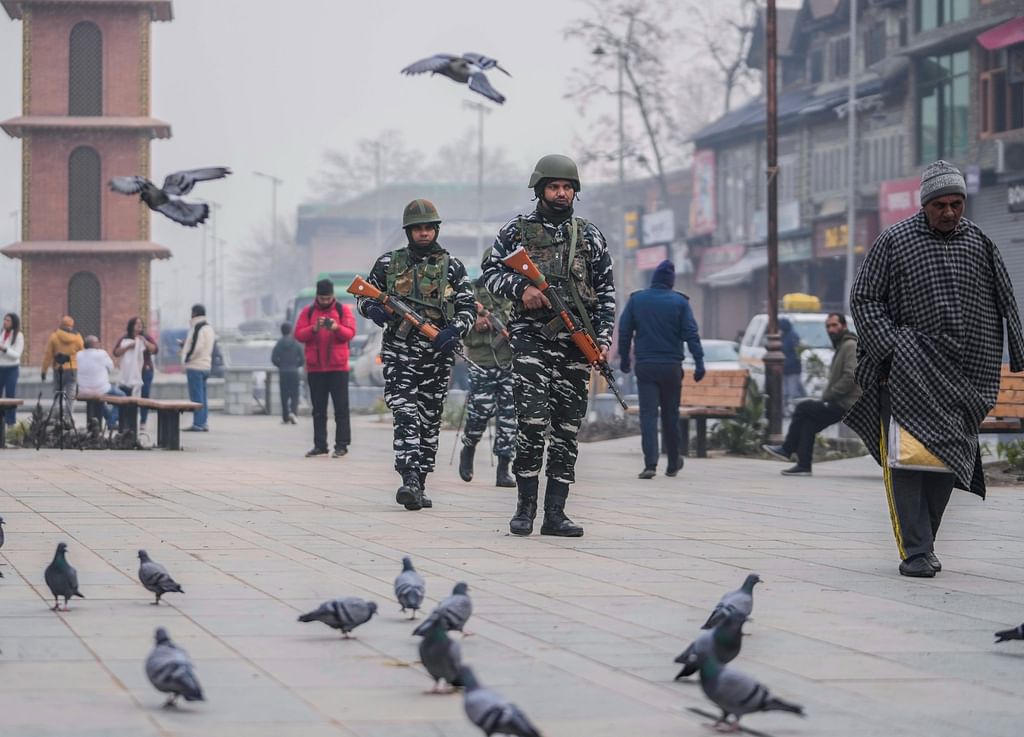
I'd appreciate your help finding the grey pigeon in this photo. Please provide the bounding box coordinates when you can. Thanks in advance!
[401,52,510,104]
[44,542,84,611]
[674,610,746,680]
[995,623,1024,642]
[137,549,184,605]
[145,627,204,707]
[109,167,230,227]
[394,556,426,619]
[419,616,464,693]
[702,573,760,629]
[413,581,472,636]
[298,596,377,638]
[695,650,804,729]
[460,665,543,737]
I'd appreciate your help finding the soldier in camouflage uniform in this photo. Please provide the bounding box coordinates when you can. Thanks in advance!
[482,154,616,537]
[357,199,475,511]
[459,257,517,488]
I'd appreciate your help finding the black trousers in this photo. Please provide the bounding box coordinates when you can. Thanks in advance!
[279,371,300,421]
[781,399,846,469]
[636,362,682,471]
[307,370,351,452]
[879,386,955,561]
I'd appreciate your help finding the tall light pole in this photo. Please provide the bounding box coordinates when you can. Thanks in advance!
[207,201,221,326]
[253,170,283,254]
[844,0,858,316]
[593,32,629,295]
[463,99,492,265]
[764,0,784,442]
[373,141,383,249]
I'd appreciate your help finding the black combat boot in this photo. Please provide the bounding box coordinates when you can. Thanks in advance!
[509,476,539,536]
[459,443,476,482]
[395,470,423,511]
[540,478,584,537]
[495,455,515,488]
[418,471,432,508]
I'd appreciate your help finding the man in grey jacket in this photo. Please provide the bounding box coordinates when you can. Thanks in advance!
[762,313,859,476]
[271,322,304,424]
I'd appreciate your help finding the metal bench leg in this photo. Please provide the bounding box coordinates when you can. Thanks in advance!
[123,403,138,437]
[696,417,708,458]
[156,410,168,449]
[165,410,181,451]
[679,418,690,457]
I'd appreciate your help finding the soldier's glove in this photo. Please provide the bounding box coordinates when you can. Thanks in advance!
[693,362,706,383]
[619,358,631,374]
[364,302,390,327]
[432,326,460,357]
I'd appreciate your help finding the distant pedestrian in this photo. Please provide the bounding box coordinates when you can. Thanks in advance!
[41,315,84,409]
[617,259,704,479]
[294,279,356,457]
[76,335,126,428]
[271,322,304,425]
[847,160,1024,579]
[113,317,158,428]
[0,312,24,426]
[762,313,859,476]
[780,318,805,410]
[179,304,216,432]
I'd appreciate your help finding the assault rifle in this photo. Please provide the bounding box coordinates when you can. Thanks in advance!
[346,276,482,370]
[475,301,510,350]
[502,247,628,410]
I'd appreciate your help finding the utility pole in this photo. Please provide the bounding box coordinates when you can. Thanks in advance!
[463,100,492,265]
[253,171,284,315]
[373,141,383,249]
[764,0,784,442]
[844,0,858,316]
[207,201,221,327]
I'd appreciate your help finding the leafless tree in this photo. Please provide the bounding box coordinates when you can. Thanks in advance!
[310,130,426,203]
[233,218,306,308]
[427,128,519,184]
[687,0,760,115]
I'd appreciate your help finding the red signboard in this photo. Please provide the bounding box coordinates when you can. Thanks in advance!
[878,177,920,228]
[635,244,668,271]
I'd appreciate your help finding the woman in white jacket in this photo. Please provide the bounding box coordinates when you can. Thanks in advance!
[0,312,24,427]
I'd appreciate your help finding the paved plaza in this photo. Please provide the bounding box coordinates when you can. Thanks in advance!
[1,413,1022,737]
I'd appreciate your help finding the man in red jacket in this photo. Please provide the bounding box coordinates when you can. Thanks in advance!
[294,279,357,457]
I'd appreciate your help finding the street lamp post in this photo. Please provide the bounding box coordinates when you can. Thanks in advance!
[463,100,492,265]
[764,0,785,442]
[844,0,858,316]
[593,35,629,295]
[253,170,284,255]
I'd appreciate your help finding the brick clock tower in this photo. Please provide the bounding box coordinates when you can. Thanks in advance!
[1,0,172,365]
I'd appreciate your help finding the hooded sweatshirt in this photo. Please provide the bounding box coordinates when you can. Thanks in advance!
[41,328,85,373]
[617,260,704,365]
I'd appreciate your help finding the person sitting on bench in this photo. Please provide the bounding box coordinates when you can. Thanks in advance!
[76,336,126,429]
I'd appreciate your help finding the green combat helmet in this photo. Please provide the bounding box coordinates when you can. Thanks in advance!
[528,154,581,191]
[402,199,442,228]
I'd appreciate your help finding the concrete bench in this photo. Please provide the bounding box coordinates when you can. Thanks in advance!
[980,365,1024,434]
[76,393,142,435]
[137,398,202,450]
[0,398,24,449]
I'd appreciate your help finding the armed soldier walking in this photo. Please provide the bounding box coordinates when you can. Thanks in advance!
[459,254,516,488]
[482,154,616,537]
[356,199,475,511]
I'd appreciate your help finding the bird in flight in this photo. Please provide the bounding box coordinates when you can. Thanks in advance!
[109,167,231,227]
[401,53,510,105]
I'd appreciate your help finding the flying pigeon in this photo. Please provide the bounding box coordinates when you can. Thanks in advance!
[137,549,184,605]
[694,649,804,729]
[401,53,510,105]
[419,616,464,693]
[145,627,204,708]
[413,581,472,636]
[298,597,377,638]
[674,610,746,681]
[460,665,543,737]
[44,541,84,611]
[702,573,760,629]
[108,167,231,227]
[995,623,1024,642]
[394,556,426,619]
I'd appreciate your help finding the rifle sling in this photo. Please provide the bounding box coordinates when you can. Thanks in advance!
[566,219,600,348]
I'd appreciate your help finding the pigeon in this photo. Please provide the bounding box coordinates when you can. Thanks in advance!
[419,616,464,693]
[674,610,746,681]
[394,556,426,619]
[44,541,84,611]
[995,623,1024,642]
[108,167,230,227]
[695,650,804,729]
[413,581,472,636]
[137,549,184,605]
[145,627,204,708]
[702,573,760,629]
[401,53,510,105]
[460,665,543,737]
[298,597,377,638]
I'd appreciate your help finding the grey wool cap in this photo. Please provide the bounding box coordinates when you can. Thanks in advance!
[920,160,966,205]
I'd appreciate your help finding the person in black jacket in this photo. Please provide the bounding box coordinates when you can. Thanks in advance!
[271,322,304,424]
[780,318,805,413]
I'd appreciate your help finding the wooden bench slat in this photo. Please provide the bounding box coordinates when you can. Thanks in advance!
[0,399,23,407]
[136,398,202,411]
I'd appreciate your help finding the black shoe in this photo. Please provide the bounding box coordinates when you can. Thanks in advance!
[305,447,329,457]
[509,476,539,536]
[418,472,432,509]
[666,456,684,477]
[781,464,812,476]
[332,447,348,458]
[540,479,584,537]
[637,468,656,480]
[495,456,515,488]
[459,444,476,482]
[395,471,423,511]
[925,551,942,572]
[899,556,936,578]
[761,444,792,462]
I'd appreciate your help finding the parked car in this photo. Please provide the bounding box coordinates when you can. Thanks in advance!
[684,339,740,372]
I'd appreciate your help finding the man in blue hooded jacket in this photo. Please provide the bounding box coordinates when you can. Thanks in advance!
[617,260,704,478]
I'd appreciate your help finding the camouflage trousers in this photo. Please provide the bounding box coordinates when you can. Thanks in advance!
[382,338,454,473]
[461,363,516,458]
[510,330,590,484]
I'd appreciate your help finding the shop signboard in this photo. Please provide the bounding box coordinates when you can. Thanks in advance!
[635,244,669,271]
[642,209,674,246]
[688,150,716,236]
[696,243,745,283]
[879,177,920,228]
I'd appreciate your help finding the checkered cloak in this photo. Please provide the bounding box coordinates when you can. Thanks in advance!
[846,211,1024,498]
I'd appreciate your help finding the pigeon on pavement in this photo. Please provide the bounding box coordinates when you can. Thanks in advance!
[695,649,804,729]
[145,627,204,708]
[419,616,464,693]
[298,597,377,638]
[401,53,510,104]
[394,556,426,619]
[44,542,84,611]
[674,610,746,680]
[137,549,184,605]
[702,573,760,629]
[109,167,230,227]
[413,582,472,636]
[460,665,543,737]
[995,623,1024,642]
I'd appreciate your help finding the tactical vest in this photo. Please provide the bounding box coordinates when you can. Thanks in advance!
[385,247,455,323]
[517,216,598,312]
[464,284,513,368]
